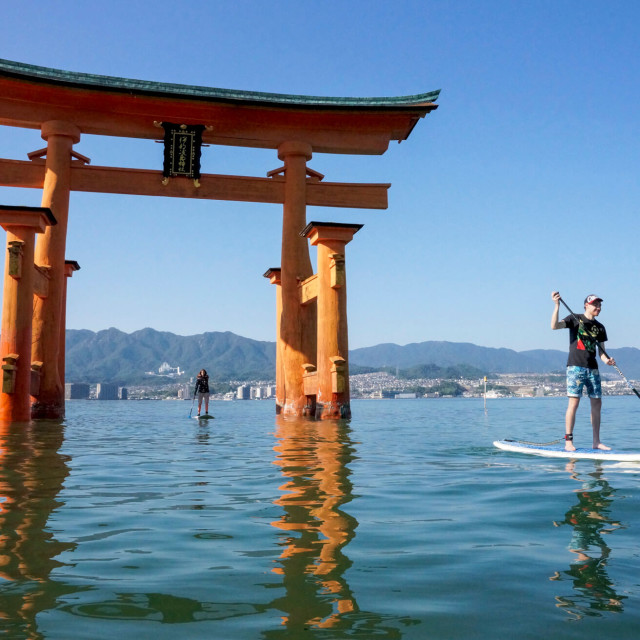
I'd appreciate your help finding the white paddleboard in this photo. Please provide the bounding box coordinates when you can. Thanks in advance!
[193,414,215,420]
[494,439,640,462]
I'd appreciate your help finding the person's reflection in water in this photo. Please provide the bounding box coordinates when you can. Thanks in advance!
[268,416,417,637]
[550,461,626,618]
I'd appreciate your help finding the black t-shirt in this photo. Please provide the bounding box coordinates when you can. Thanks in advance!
[564,314,607,369]
[195,375,209,394]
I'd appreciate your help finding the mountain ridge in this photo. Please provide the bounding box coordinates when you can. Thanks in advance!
[64,328,640,384]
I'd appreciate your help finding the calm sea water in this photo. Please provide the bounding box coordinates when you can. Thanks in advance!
[2,396,640,639]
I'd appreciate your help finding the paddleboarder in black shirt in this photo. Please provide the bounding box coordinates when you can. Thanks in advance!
[551,292,616,452]
[194,369,210,416]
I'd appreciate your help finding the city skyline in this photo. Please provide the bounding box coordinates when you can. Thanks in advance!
[1,1,639,353]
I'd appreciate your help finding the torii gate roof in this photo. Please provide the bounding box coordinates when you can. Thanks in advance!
[0,59,439,154]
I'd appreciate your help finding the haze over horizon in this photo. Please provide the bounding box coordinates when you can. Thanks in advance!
[1,1,638,354]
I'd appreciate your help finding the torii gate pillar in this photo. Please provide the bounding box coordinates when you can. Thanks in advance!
[304,222,362,420]
[263,268,284,410]
[0,206,56,422]
[277,142,317,416]
[59,260,81,392]
[31,121,81,419]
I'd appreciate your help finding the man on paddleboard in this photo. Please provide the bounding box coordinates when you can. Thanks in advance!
[551,292,616,451]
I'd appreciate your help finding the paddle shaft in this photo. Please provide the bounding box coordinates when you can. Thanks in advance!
[559,297,640,399]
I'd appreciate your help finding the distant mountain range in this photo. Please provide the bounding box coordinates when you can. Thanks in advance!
[64,328,640,384]
[66,328,276,384]
[351,342,640,379]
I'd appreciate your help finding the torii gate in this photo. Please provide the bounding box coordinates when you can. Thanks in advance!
[0,59,439,422]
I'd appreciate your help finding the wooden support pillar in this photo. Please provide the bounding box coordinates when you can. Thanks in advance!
[263,268,284,414]
[303,222,363,420]
[0,206,56,422]
[59,260,80,389]
[31,121,81,419]
[277,142,317,416]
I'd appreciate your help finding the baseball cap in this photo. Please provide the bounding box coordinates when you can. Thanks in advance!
[584,295,603,305]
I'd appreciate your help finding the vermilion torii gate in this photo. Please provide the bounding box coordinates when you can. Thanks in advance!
[0,59,439,421]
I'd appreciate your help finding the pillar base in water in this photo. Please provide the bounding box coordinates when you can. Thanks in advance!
[31,399,64,420]
[316,399,351,420]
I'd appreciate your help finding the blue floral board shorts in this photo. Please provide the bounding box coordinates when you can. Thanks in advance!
[566,366,602,399]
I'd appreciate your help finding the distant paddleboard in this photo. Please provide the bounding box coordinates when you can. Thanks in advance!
[193,414,215,420]
[494,439,640,461]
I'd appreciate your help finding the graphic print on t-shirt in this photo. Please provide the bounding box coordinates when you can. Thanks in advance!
[577,321,599,353]
[565,314,607,369]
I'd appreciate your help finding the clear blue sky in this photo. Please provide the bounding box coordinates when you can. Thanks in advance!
[1,1,639,352]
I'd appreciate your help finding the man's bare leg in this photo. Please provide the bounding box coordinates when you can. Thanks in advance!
[565,397,579,451]
[591,397,610,450]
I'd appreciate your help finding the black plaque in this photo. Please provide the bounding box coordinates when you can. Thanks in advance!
[161,123,205,181]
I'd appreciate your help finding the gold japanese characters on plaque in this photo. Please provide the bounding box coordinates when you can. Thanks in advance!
[157,122,206,187]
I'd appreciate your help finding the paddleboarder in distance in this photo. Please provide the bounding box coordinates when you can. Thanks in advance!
[194,369,210,416]
[551,292,616,452]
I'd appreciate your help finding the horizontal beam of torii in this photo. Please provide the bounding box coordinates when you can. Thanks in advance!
[0,158,389,209]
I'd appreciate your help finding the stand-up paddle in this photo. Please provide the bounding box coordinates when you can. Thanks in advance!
[559,296,640,399]
[188,394,196,418]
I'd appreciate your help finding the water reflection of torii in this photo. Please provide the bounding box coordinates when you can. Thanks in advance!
[270,417,358,630]
[551,461,626,619]
[269,417,417,636]
[0,421,75,637]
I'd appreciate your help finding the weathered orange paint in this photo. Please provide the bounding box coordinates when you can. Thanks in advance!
[31,121,80,419]
[0,207,55,423]
[305,223,362,419]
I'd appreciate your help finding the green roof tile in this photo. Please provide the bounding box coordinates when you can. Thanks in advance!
[0,58,440,108]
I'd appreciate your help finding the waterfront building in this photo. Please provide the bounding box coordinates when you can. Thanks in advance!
[178,384,192,400]
[96,383,118,400]
[237,385,250,400]
[65,383,90,400]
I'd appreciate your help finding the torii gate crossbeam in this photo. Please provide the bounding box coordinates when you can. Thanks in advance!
[0,159,390,209]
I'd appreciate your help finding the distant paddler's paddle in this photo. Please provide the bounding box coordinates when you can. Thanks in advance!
[559,296,640,399]
[188,393,196,418]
